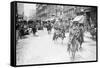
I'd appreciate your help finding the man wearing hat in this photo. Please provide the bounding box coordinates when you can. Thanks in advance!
[72,8,86,48]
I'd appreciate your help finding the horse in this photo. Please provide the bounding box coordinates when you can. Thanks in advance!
[67,34,80,60]
[67,25,81,60]
[46,23,52,34]
[53,28,66,44]
[69,21,84,48]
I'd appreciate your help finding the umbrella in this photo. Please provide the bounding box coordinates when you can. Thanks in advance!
[72,15,85,24]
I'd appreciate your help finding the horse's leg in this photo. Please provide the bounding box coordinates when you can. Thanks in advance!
[71,50,74,61]
[76,40,79,51]
[79,36,82,49]
[61,38,64,44]
[71,46,76,61]
[80,42,82,48]
[72,40,77,61]
[48,30,49,34]
[53,33,56,40]
[68,44,71,55]
[79,40,83,49]
[56,35,59,43]
[70,44,73,59]
[49,29,51,34]
[73,51,76,61]
[53,34,58,44]
[61,33,65,44]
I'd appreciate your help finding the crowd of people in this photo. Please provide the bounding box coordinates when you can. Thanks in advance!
[16,10,97,59]
[16,20,37,42]
[16,18,55,42]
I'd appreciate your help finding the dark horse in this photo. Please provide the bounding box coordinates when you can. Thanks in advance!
[46,23,52,34]
[53,28,66,44]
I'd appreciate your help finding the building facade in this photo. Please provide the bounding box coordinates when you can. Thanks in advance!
[36,4,65,21]
[36,4,48,20]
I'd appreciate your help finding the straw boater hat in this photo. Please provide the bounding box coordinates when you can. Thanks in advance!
[76,8,85,15]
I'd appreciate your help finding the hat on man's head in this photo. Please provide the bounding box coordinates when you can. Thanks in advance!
[76,8,85,15]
